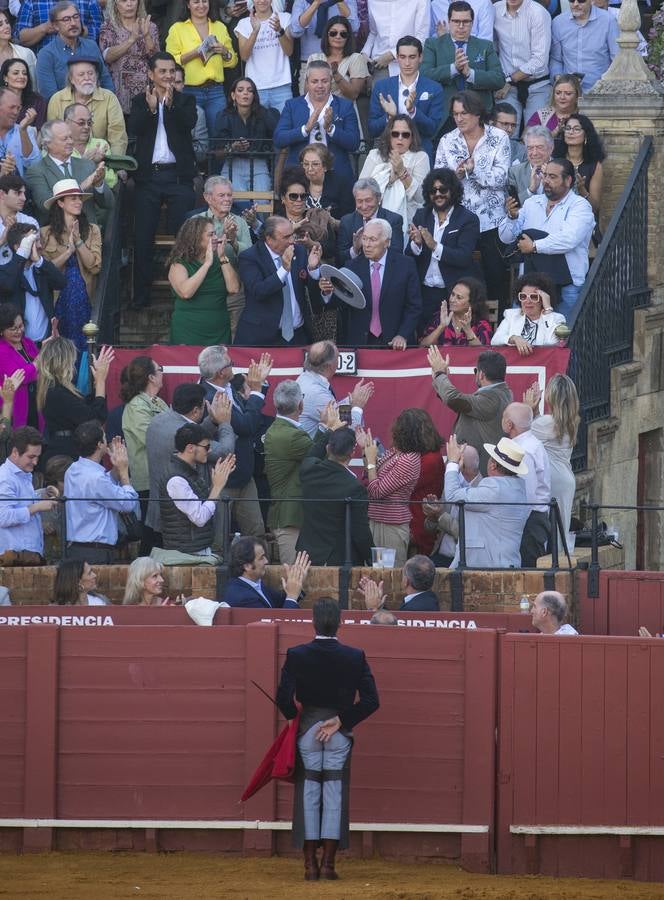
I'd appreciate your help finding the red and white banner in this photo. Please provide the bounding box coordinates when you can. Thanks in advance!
[109,346,570,446]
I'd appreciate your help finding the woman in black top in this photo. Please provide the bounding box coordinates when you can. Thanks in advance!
[36,336,114,462]
[214,76,279,193]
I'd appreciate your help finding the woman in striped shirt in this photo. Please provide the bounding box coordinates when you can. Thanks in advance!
[359,408,425,568]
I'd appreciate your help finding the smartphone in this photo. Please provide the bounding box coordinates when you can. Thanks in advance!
[338,403,351,425]
[507,185,520,205]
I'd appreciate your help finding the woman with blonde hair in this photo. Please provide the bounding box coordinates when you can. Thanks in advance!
[526,75,580,137]
[99,0,159,116]
[123,556,175,606]
[37,336,114,463]
[524,372,580,547]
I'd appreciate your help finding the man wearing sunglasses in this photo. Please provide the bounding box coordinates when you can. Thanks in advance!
[422,1,504,135]
[368,35,443,161]
[550,0,619,92]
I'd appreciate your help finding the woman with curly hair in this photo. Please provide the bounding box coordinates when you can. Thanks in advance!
[121,356,168,553]
[359,114,430,235]
[167,216,240,345]
[419,277,492,348]
[553,113,605,217]
[40,181,101,353]
[358,408,426,567]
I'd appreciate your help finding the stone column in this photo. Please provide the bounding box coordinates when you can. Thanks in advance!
[579,0,664,288]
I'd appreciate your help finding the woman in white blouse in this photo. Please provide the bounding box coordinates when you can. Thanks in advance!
[435,90,510,304]
[491,272,566,353]
[359,115,429,238]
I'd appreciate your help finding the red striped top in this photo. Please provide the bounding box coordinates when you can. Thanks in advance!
[367,450,421,524]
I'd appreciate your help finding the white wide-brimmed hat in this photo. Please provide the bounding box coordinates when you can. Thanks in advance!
[44,178,93,210]
[483,437,529,476]
[185,596,229,626]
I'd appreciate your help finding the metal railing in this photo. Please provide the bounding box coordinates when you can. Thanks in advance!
[567,136,653,472]
[92,182,126,346]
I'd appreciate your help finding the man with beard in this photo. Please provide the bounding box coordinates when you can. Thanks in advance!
[406,166,479,332]
[498,158,595,321]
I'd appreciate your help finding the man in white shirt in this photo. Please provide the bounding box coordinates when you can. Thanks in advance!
[502,402,551,567]
[362,0,430,78]
[296,340,373,437]
[493,0,552,130]
[498,158,595,321]
[531,590,579,634]
[0,175,38,264]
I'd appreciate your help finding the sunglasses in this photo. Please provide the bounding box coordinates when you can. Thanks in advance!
[391,130,412,138]
[195,443,211,451]
[429,186,449,195]
[328,29,347,37]
[518,292,542,302]
[287,192,307,201]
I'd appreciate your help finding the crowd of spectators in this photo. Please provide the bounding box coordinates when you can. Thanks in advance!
[0,0,628,617]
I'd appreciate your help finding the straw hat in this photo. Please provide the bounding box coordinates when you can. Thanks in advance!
[483,437,529,476]
[44,178,93,210]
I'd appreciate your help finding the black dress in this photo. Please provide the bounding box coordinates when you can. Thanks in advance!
[42,383,107,462]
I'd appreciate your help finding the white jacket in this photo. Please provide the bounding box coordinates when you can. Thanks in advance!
[491,308,566,347]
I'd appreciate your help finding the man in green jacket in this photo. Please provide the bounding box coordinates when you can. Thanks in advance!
[264,380,343,564]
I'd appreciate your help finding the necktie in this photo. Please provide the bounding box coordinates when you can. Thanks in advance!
[370,261,382,338]
[455,42,466,90]
[279,270,294,342]
[62,161,72,178]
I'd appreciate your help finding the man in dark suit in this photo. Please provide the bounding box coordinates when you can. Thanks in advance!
[336,177,403,267]
[324,219,421,348]
[221,536,310,609]
[276,596,379,881]
[297,426,373,566]
[0,224,65,341]
[198,345,270,538]
[273,60,360,192]
[127,51,196,309]
[236,216,323,347]
[421,1,505,134]
[368,35,445,161]
[24,119,112,226]
[359,554,440,612]
[406,166,480,332]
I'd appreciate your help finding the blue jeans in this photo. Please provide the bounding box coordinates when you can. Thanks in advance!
[259,83,292,113]
[184,83,227,138]
[557,283,582,322]
[221,158,271,192]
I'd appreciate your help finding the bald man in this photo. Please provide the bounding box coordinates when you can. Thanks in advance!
[531,591,578,635]
[502,401,551,566]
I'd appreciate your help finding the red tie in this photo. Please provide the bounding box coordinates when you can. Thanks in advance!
[370,261,382,337]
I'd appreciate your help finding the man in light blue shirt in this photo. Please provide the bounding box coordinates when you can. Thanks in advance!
[550,0,619,92]
[0,426,57,557]
[64,420,139,564]
[0,89,40,176]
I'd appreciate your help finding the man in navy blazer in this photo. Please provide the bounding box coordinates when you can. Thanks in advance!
[324,219,421,348]
[405,166,480,330]
[273,61,360,191]
[336,177,404,266]
[368,35,444,161]
[360,555,440,612]
[221,536,310,609]
[236,216,323,347]
[276,597,379,880]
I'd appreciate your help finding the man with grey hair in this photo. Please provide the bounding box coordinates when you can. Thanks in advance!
[296,339,373,438]
[24,118,110,225]
[190,175,251,338]
[531,590,578,635]
[370,609,398,626]
[359,554,440,612]
[47,57,127,154]
[198,345,272,539]
[264,379,333,564]
[502,401,551,567]
[273,59,360,192]
[424,443,481,567]
[0,89,39,177]
[507,126,554,206]
[35,1,113,99]
[18,0,102,53]
[322,218,421,347]
[236,215,323,346]
[336,177,404,266]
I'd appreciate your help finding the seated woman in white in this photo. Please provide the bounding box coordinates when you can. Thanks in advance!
[491,272,566,354]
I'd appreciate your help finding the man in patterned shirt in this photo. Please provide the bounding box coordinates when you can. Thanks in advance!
[17,0,102,53]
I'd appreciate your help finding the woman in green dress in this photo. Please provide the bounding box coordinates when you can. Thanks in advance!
[167,217,240,345]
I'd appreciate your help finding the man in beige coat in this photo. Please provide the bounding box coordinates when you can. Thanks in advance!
[428,347,512,474]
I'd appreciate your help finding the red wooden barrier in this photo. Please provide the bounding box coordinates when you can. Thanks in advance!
[0,622,498,870]
[496,632,664,882]
[0,606,536,632]
[579,570,664,636]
